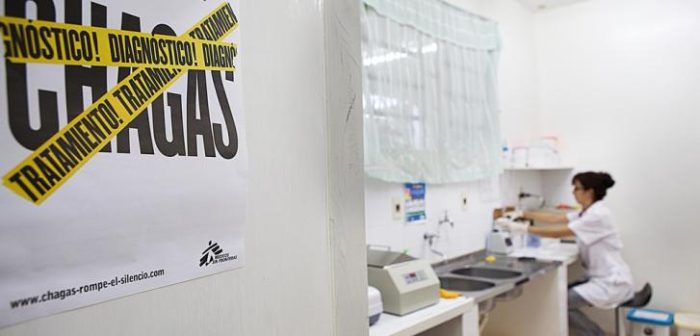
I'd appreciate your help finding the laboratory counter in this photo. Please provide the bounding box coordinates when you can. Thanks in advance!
[369,243,578,336]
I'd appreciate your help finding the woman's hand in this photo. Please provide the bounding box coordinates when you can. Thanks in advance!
[496,220,529,233]
[522,211,569,224]
[505,221,529,233]
[504,210,524,220]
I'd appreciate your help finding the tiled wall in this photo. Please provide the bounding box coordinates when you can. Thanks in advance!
[364,171,545,262]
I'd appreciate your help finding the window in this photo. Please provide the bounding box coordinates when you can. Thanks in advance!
[362,0,502,183]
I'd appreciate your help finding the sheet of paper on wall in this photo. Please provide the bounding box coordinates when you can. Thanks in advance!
[404,183,426,225]
[0,0,246,327]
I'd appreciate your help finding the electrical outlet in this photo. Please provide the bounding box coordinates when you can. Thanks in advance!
[392,197,403,220]
[461,193,468,211]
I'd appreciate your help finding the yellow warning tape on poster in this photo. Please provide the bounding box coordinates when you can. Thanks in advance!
[0,15,237,71]
[2,2,239,205]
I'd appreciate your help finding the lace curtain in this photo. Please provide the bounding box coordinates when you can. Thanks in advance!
[362,0,502,183]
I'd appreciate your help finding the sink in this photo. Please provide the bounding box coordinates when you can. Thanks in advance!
[439,277,495,292]
[450,267,522,279]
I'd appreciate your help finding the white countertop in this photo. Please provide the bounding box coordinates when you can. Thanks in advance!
[369,297,475,336]
[509,240,579,265]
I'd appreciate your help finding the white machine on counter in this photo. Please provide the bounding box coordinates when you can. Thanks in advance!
[486,229,514,255]
[367,249,440,316]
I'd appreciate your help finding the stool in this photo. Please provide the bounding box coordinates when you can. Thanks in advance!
[615,283,653,336]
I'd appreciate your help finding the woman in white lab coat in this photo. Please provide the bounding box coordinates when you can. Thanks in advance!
[506,172,634,336]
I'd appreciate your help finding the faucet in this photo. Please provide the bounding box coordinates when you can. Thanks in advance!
[423,232,447,264]
[430,247,447,263]
[438,211,454,228]
[518,191,545,209]
[424,232,439,245]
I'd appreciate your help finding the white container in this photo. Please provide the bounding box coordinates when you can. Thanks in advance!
[627,308,673,336]
[368,286,383,326]
[675,313,700,336]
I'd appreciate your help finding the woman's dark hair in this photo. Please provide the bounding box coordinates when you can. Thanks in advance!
[572,171,615,201]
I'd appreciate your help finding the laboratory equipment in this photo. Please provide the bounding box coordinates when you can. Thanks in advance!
[627,308,673,336]
[486,230,513,254]
[367,249,440,315]
[368,286,383,326]
[675,313,700,336]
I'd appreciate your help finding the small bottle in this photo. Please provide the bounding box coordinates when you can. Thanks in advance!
[501,143,511,167]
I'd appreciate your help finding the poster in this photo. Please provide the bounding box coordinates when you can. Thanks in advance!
[404,183,426,224]
[0,0,246,327]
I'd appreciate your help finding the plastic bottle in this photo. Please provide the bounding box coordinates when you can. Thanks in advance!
[501,142,511,166]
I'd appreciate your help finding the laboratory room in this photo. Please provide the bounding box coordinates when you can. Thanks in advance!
[0,0,698,336]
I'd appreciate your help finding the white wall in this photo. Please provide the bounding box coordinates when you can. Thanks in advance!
[324,0,368,332]
[365,173,545,262]
[534,0,700,314]
[0,0,366,335]
[366,177,500,261]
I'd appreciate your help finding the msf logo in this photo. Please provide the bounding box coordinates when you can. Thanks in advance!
[200,241,223,267]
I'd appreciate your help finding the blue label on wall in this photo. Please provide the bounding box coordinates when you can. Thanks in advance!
[404,183,426,224]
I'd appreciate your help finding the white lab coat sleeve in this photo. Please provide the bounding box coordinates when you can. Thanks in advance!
[568,212,611,245]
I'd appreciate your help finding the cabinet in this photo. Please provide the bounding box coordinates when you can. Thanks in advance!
[501,166,575,210]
